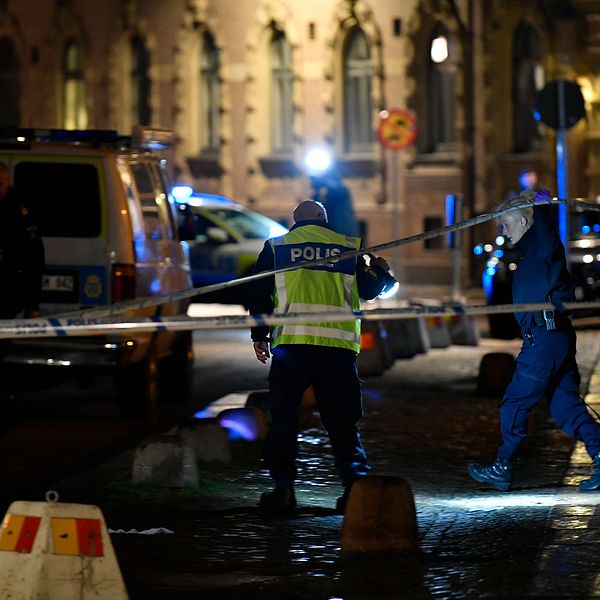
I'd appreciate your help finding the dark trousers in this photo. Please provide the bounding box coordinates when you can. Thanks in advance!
[264,344,370,488]
[498,326,600,462]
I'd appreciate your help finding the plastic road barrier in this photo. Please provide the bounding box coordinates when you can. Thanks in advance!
[0,492,128,599]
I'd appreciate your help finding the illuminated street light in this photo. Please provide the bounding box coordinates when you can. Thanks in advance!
[430,36,448,64]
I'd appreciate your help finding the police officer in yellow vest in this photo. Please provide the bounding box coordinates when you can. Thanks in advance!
[248,200,390,513]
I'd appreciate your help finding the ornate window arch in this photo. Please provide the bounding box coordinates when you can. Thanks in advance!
[0,36,20,127]
[199,31,221,154]
[426,23,457,153]
[512,21,544,153]
[270,30,294,155]
[62,38,87,129]
[342,27,374,154]
[131,34,152,126]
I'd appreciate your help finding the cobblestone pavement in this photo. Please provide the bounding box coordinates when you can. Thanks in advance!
[46,324,600,599]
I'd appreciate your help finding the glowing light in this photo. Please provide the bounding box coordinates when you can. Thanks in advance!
[304,147,333,176]
[509,262,517,271]
[496,236,505,246]
[473,245,484,256]
[269,224,289,238]
[494,249,504,258]
[430,36,448,63]
[597,254,600,262]
[486,267,496,276]
[533,109,542,122]
[594,224,600,232]
[584,254,594,264]
[378,280,400,300]
[16,136,25,142]
[582,225,591,234]
[484,243,493,252]
[379,110,390,120]
[219,418,258,441]
[171,185,194,200]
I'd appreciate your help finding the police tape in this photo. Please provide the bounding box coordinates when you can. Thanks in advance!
[3,301,600,339]
[51,195,600,321]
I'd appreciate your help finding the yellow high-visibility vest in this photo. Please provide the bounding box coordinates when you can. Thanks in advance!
[269,224,361,353]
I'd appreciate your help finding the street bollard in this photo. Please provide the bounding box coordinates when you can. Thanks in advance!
[341,476,419,557]
[477,352,515,396]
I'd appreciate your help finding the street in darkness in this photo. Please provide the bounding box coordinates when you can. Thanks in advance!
[2,317,598,598]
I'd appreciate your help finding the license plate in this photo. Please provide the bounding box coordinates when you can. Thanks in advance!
[42,274,75,292]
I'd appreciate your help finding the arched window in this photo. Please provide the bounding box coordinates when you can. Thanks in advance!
[513,22,544,153]
[426,24,456,153]
[270,31,294,155]
[199,32,220,154]
[62,39,87,129]
[131,35,152,126]
[343,28,374,154]
[0,37,20,127]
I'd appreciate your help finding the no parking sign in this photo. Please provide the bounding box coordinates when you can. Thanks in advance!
[377,109,417,151]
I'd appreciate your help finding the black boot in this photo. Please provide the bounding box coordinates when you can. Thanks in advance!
[468,457,513,492]
[580,452,600,491]
[258,485,297,512]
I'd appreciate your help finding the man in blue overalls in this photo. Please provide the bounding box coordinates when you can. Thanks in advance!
[469,190,600,492]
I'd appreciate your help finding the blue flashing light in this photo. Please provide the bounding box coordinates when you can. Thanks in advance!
[582,225,591,234]
[171,185,194,201]
[482,270,494,299]
[594,224,600,233]
[533,109,542,122]
[220,417,259,442]
[486,267,496,276]
[494,249,504,258]
[473,245,484,256]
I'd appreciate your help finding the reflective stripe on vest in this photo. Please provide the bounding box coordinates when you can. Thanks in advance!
[269,225,361,353]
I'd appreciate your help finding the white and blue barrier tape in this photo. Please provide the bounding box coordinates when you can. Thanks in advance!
[1,301,599,339]
[48,196,600,321]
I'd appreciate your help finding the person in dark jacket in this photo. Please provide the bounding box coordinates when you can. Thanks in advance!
[468,189,600,492]
[0,162,44,320]
[247,200,389,513]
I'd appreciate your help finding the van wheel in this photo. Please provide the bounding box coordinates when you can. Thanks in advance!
[160,332,194,405]
[115,353,160,421]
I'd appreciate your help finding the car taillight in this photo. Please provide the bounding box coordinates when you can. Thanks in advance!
[111,264,136,303]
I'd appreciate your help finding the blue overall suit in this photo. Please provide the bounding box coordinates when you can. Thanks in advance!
[497,205,600,464]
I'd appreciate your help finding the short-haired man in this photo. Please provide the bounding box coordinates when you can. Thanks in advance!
[468,190,600,492]
[248,200,390,512]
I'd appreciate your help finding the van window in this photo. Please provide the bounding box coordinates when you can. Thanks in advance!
[14,161,101,237]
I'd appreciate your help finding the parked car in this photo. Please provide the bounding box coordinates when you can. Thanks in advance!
[173,186,288,304]
[0,127,192,419]
[568,203,600,302]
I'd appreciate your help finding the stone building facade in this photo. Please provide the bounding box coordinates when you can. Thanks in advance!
[0,0,598,293]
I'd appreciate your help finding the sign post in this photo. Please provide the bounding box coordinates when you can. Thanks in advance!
[377,109,417,278]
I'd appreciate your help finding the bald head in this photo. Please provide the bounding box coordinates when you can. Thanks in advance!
[293,200,327,224]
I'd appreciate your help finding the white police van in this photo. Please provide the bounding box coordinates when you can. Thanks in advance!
[0,128,192,419]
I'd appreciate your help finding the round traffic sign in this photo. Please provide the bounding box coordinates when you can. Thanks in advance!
[377,109,417,151]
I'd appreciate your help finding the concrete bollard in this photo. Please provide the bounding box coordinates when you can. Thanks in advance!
[477,352,515,396]
[442,299,480,346]
[217,406,268,441]
[358,320,393,376]
[341,476,419,556]
[132,435,199,488]
[179,420,232,463]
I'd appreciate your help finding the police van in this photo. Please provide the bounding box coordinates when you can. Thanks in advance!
[0,128,192,419]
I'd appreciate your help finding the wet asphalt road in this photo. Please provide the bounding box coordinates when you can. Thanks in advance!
[17,317,600,599]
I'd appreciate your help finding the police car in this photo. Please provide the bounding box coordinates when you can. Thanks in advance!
[0,127,192,420]
[173,186,288,303]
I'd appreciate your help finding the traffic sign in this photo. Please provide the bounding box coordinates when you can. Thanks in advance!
[377,109,417,151]
[535,79,585,130]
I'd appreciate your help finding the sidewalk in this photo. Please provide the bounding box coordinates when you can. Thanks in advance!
[32,325,600,599]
